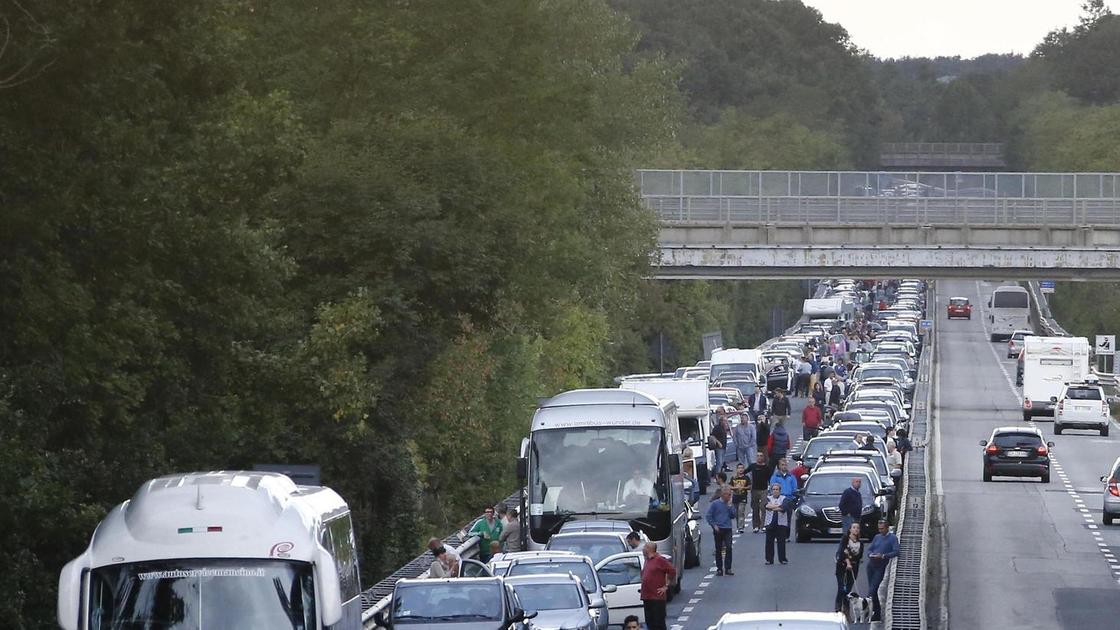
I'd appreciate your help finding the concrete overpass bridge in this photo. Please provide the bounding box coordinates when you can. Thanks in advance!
[642,169,1120,279]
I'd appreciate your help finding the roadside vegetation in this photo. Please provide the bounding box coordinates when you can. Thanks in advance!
[2,1,1118,626]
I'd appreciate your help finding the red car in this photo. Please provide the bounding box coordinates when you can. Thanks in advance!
[947,296,971,319]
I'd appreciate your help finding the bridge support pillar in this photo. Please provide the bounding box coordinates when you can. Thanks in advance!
[802,225,813,244]
[920,225,934,245]
[762,224,775,245]
[1081,226,1095,247]
[1040,226,1052,246]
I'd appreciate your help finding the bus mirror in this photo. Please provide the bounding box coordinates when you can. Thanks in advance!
[516,457,528,481]
[669,454,681,476]
[316,544,344,627]
[57,553,90,630]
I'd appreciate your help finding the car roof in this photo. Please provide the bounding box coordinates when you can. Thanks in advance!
[549,532,626,541]
[504,573,584,587]
[991,426,1043,436]
[715,611,847,626]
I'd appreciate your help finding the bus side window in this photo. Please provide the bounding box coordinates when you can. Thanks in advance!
[322,514,362,601]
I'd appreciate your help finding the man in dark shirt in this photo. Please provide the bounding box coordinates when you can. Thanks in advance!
[748,451,773,533]
[839,477,864,535]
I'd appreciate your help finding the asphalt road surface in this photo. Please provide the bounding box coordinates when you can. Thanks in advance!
[936,279,1120,629]
[666,395,877,630]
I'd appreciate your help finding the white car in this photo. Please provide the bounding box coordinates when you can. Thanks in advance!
[1006,329,1033,359]
[1054,381,1111,436]
[708,611,849,629]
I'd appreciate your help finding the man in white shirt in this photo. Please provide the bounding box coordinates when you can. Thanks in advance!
[886,442,903,472]
[623,467,655,503]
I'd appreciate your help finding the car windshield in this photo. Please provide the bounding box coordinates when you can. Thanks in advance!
[804,474,874,500]
[393,582,503,623]
[858,368,905,381]
[950,298,969,306]
[546,536,625,564]
[1066,387,1102,401]
[507,562,596,593]
[511,583,584,611]
[992,433,1042,448]
[804,438,855,458]
[88,559,316,630]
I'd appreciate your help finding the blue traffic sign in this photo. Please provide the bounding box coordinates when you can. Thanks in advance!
[1039,280,1055,289]
[920,319,933,330]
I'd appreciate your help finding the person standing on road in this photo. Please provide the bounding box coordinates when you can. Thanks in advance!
[429,546,454,578]
[499,507,522,552]
[626,531,642,550]
[828,374,846,407]
[767,419,792,467]
[709,408,730,482]
[731,463,751,533]
[706,486,736,575]
[755,413,771,456]
[838,477,863,535]
[733,412,757,470]
[867,520,900,622]
[801,397,823,442]
[749,451,772,533]
[896,428,913,461]
[769,457,799,536]
[770,389,791,426]
[640,541,677,630]
[795,357,812,397]
[469,506,503,563]
[834,523,865,613]
[749,389,768,421]
[428,537,460,576]
[809,353,822,393]
[886,442,903,474]
[763,483,790,565]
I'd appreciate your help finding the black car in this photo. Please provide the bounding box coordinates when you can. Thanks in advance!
[981,427,1053,483]
[795,435,861,470]
[795,468,889,542]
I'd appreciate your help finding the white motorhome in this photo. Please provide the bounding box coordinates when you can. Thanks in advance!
[987,285,1031,341]
[518,389,685,593]
[620,378,712,491]
[1022,336,1091,421]
[709,348,763,382]
[59,471,362,630]
[803,298,856,323]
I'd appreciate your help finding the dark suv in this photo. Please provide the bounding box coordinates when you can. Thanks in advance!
[980,427,1053,483]
[795,467,889,542]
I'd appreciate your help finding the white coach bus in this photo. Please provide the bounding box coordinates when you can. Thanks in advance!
[988,285,1031,341]
[59,471,362,630]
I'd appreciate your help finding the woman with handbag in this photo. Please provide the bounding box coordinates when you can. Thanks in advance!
[834,523,864,613]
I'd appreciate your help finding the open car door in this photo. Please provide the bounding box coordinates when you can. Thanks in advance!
[595,551,645,622]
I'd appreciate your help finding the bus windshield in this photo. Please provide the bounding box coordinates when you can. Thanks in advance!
[88,558,316,630]
[993,290,1028,309]
[529,426,670,543]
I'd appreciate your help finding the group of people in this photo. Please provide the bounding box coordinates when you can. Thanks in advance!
[833,520,900,622]
[427,504,523,577]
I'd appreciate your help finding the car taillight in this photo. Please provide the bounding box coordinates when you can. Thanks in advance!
[1110,478,1120,497]
[1058,400,1064,413]
[1103,403,1110,417]
[986,445,998,455]
[1024,398,1032,410]
[1037,446,1048,456]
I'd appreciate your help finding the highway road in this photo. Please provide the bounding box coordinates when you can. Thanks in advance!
[935,279,1120,629]
[664,395,877,629]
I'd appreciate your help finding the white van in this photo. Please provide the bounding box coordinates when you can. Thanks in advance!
[988,285,1031,341]
[803,298,855,323]
[620,378,712,490]
[1021,336,1091,421]
[709,348,763,383]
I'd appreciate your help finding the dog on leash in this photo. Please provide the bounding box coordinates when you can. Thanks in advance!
[846,591,873,623]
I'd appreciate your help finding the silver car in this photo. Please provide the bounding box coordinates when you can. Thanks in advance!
[505,574,599,630]
[708,611,849,629]
[1101,457,1120,525]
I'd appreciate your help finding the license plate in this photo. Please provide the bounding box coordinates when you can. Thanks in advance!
[1006,451,1028,458]
[827,527,843,534]
[1075,406,1091,412]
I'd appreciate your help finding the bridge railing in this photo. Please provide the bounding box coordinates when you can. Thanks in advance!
[638,169,1120,200]
[645,195,1120,226]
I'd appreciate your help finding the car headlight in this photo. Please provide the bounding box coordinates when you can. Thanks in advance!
[799,505,816,516]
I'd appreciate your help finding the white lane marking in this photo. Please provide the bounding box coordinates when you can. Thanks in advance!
[688,598,701,604]
[682,606,694,613]
[698,581,710,588]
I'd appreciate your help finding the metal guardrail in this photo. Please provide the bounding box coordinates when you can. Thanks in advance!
[638,170,1120,200]
[645,195,1120,227]
[880,142,1003,155]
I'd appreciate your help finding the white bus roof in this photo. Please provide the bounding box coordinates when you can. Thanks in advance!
[534,389,673,431]
[620,379,709,414]
[993,285,1028,292]
[710,348,761,363]
[79,471,346,568]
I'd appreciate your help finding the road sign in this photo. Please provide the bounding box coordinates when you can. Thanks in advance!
[1096,335,1116,356]
[1040,280,1055,294]
[920,319,933,330]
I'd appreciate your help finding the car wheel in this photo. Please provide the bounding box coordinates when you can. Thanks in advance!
[1054,424,1063,435]
[1103,425,1110,437]
[685,536,699,568]
[983,468,992,482]
[1106,512,1115,526]
[1042,471,1051,483]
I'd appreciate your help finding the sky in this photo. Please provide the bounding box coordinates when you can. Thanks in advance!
[801,0,1120,59]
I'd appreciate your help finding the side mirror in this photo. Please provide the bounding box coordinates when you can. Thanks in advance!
[669,454,682,476]
[979,440,987,447]
[1049,396,1058,403]
[602,584,618,594]
[1047,441,1055,448]
[516,457,528,481]
[374,610,391,629]
[590,597,608,609]
[1102,475,1110,483]
[316,544,344,627]
[799,474,808,482]
[792,453,803,461]
[57,551,91,630]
